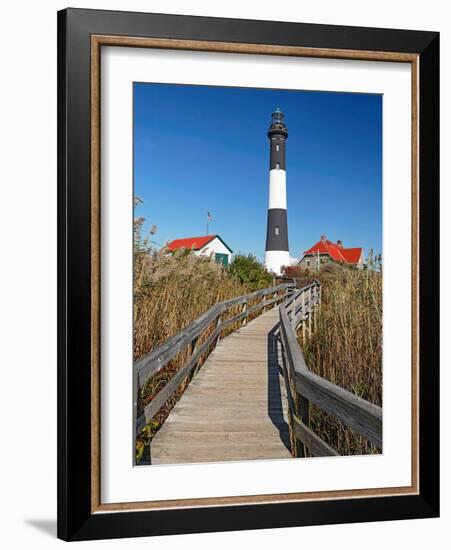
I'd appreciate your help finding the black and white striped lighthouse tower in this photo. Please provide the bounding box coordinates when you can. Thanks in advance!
[264,107,290,275]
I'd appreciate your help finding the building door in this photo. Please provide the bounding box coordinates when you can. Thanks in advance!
[215,253,228,267]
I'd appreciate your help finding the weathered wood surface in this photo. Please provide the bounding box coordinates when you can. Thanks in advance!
[278,326,338,457]
[149,308,292,464]
[135,283,292,387]
[139,280,381,464]
[279,303,382,449]
[135,284,294,434]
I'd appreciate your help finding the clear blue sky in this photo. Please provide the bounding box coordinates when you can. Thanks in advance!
[134,82,382,262]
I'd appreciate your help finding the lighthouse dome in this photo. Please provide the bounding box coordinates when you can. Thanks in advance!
[268,107,288,139]
[272,107,285,125]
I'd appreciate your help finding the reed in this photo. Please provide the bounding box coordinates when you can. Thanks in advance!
[300,266,382,455]
[134,248,250,461]
[134,249,247,359]
[133,203,274,461]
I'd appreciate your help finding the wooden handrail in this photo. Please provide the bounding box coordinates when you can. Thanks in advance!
[134,278,382,460]
[134,282,295,442]
[278,281,383,456]
[134,283,293,386]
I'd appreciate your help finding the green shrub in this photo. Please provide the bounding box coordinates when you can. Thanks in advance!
[228,254,273,290]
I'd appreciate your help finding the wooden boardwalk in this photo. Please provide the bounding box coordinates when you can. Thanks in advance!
[150,307,292,464]
[137,281,382,464]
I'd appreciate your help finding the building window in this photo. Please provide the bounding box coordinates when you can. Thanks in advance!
[275,226,280,236]
[276,144,280,151]
[306,260,310,267]
[276,162,280,170]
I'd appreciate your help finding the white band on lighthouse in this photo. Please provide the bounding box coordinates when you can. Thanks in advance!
[268,169,287,210]
[265,250,290,274]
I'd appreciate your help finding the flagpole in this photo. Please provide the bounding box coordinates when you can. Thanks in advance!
[207,212,212,235]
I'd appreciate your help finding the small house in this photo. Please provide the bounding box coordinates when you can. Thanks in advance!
[299,235,365,269]
[166,235,233,267]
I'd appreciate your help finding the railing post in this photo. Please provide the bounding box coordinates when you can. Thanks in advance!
[291,294,296,329]
[291,398,303,457]
[133,368,139,465]
[308,286,312,339]
[281,345,301,458]
[312,285,317,333]
[190,335,199,355]
[242,301,247,326]
[316,283,321,331]
[301,291,307,343]
[190,335,202,377]
[289,368,310,458]
[215,313,222,346]
[298,393,310,457]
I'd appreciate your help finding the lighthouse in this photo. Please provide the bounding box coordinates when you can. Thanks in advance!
[264,107,290,275]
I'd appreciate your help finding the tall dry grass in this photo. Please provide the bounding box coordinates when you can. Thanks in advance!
[134,248,250,460]
[134,249,247,358]
[133,204,270,460]
[300,266,382,455]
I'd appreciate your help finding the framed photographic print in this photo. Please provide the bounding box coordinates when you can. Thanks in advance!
[57,8,439,541]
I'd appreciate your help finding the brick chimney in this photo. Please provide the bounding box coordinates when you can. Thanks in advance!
[337,239,343,247]
[320,234,327,242]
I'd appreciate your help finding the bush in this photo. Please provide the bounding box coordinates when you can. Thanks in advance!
[228,254,273,291]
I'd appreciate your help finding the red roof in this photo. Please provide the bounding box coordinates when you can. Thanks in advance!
[341,247,363,264]
[303,238,363,265]
[167,235,216,251]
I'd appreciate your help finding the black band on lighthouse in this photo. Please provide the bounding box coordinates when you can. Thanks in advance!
[265,209,289,251]
[269,138,286,170]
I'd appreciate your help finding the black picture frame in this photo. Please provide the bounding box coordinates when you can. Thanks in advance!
[57,8,439,541]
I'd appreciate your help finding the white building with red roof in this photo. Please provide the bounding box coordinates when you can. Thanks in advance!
[299,235,365,269]
[166,235,233,267]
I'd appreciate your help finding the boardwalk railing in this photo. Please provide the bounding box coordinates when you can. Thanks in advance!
[134,282,295,448]
[278,281,383,457]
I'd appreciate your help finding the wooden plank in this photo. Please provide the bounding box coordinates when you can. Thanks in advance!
[282,283,317,332]
[291,415,339,457]
[149,307,292,464]
[137,318,224,430]
[134,283,293,387]
[139,303,288,429]
[137,290,294,433]
[221,294,287,328]
[134,304,221,386]
[164,416,288,427]
[279,307,382,448]
[295,368,383,448]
